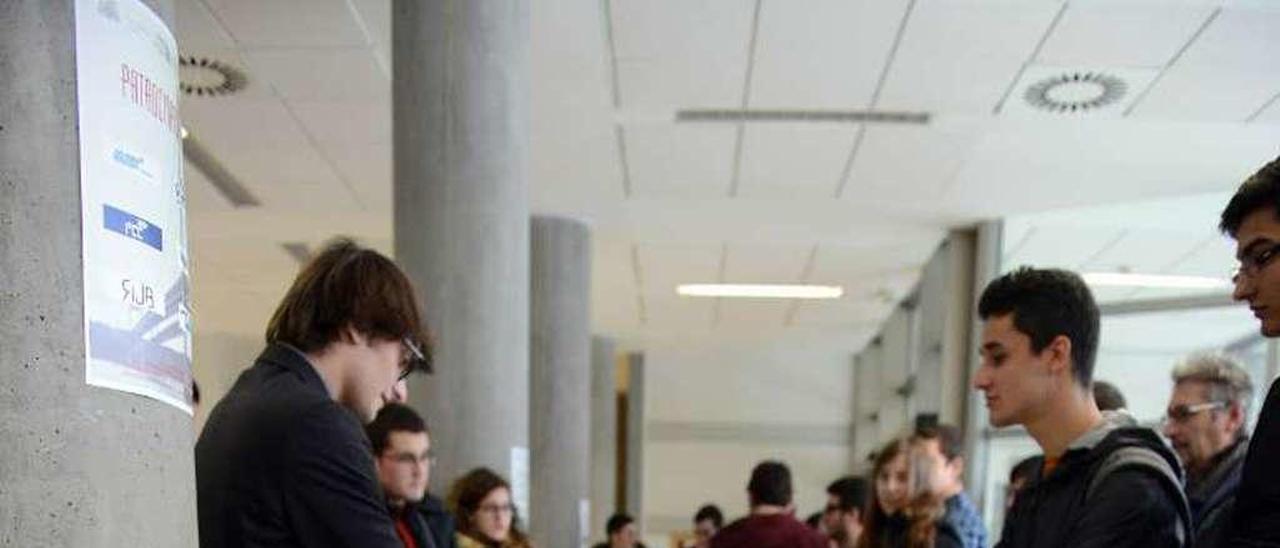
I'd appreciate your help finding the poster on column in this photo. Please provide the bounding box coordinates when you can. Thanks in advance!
[74,0,193,413]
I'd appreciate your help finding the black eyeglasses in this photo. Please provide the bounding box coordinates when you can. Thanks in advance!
[399,337,431,381]
[1164,401,1226,423]
[1233,241,1280,283]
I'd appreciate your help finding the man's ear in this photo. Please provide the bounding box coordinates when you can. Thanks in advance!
[1044,335,1074,377]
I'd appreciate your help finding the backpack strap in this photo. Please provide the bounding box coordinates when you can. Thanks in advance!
[1086,446,1191,545]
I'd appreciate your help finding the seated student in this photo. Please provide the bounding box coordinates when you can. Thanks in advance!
[367,403,455,548]
[592,513,645,548]
[447,468,533,548]
[1092,380,1127,412]
[710,461,826,548]
[858,438,962,548]
[823,476,870,548]
[692,504,724,548]
[973,267,1189,547]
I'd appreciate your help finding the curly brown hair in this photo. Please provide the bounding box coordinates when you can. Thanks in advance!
[857,438,947,548]
[447,467,531,547]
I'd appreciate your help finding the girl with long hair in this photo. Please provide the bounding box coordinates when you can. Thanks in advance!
[447,467,534,548]
[856,438,961,548]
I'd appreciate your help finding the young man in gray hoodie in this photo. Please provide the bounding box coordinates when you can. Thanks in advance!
[973,267,1190,548]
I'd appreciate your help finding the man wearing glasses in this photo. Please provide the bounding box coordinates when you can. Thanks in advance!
[368,403,456,548]
[197,238,433,548]
[1220,156,1280,546]
[1162,353,1252,548]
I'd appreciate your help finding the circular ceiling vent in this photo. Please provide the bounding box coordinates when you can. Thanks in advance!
[1024,72,1126,113]
[178,56,247,97]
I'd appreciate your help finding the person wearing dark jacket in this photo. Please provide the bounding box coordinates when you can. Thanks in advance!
[973,267,1189,548]
[1219,156,1280,546]
[1162,353,1252,548]
[368,403,457,548]
[196,239,433,548]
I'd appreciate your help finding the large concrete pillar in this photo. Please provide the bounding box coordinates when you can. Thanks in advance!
[392,1,531,491]
[0,1,197,545]
[623,353,646,522]
[589,337,618,545]
[529,216,591,547]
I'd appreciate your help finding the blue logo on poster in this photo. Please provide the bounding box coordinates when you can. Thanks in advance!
[103,205,163,251]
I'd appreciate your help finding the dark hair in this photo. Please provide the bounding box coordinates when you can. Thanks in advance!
[191,380,200,406]
[1091,380,1127,412]
[747,461,793,507]
[826,476,869,512]
[805,511,823,529]
[265,238,432,373]
[447,467,529,545]
[912,424,963,461]
[606,513,634,536]
[1220,156,1280,236]
[978,267,1100,387]
[365,403,428,455]
[694,504,724,528]
[859,439,946,548]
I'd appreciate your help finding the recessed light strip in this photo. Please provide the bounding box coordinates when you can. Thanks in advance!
[1081,272,1230,290]
[677,284,844,299]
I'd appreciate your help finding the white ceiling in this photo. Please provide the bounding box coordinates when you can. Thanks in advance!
[176,0,1280,351]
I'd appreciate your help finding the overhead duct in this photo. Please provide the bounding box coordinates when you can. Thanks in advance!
[676,109,930,125]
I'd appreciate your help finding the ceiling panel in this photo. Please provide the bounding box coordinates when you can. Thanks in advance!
[625,125,735,198]
[1079,228,1217,274]
[611,0,755,108]
[790,300,891,328]
[1131,8,1280,121]
[175,0,237,51]
[203,0,370,47]
[1253,95,1280,123]
[723,243,812,283]
[181,96,310,154]
[878,2,1061,113]
[182,159,234,214]
[1002,225,1127,271]
[243,48,389,102]
[736,123,855,198]
[320,144,391,212]
[716,300,789,328]
[749,0,908,109]
[209,143,346,197]
[1037,4,1214,68]
[289,100,390,148]
[637,242,724,295]
[844,120,982,202]
[592,239,642,328]
[809,241,939,286]
[645,294,715,329]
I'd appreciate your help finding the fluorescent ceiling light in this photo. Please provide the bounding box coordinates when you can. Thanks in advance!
[676,284,844,299]
[1081,272,1231,290]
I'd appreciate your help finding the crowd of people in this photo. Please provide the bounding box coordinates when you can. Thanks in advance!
[190,156,1280,547]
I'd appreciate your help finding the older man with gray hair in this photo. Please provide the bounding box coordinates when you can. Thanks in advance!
[1162,352,1253,548]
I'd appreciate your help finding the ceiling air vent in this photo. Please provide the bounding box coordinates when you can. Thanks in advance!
[1024,72,1126,114]
[179,56,248,97]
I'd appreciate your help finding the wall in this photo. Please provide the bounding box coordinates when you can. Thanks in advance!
[636,333,857,545]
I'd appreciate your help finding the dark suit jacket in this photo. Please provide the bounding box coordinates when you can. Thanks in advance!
[196,343,401,548]
[1231,378,1280,547]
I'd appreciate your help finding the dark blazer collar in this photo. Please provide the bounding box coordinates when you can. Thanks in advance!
[256,342,329,394]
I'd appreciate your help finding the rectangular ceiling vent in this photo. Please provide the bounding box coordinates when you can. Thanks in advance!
[281,242,312,265]
[676,109,930,125]
[182,136,261,208]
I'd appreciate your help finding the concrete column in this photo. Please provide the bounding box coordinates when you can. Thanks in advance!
[392,0,531,490]
[0,1,196,546]
[963,221,1003,505]
[529,216,591,548]
[589,336,618,545]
